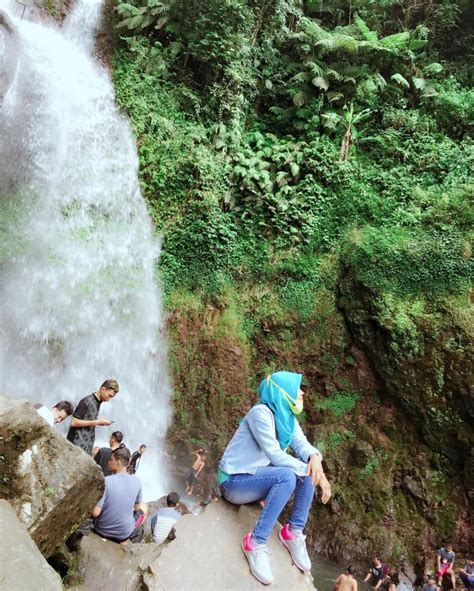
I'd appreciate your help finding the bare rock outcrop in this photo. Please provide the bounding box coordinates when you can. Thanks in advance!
[0,499,64,591]
[0,396,104,557]
[151,501,315,590]
[75,533,163,590]
[75,502,316,591]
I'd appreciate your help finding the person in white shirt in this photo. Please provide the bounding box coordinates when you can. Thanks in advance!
[151,492,182,545]
[34,400,73,426]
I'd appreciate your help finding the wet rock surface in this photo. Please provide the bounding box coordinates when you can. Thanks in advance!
[0,499,64,591]
[0,396,104,557]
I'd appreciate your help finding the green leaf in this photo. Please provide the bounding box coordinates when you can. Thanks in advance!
[290,162,300,177]
[275,171,288,187]
[116,3,140,16]
[391,73,410,88]
[421,86,438,98]
[292,72,310,83]
[154,16,169,30]
[380,32,410,50]
[321,112,341,129]
[413,77,426,90]
[423,62,443,76]
[292,90,309,107]
[354,13,378,43]
[327,91,344,102]
[312,76,329,91]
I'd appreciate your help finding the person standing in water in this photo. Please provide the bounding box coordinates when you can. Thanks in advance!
[67,379,119,455]
[335,566,358,591]
[218,371,331,585]
[185,448,207,496]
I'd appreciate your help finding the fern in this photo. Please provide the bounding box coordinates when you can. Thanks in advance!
[312,76,329,90]
[354,14,378,44]
[379,32,410,50]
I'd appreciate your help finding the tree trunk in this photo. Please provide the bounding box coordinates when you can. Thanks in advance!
[250,1,269,48]
[340,128,352,161]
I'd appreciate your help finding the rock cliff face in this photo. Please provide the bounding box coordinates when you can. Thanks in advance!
[165,284,473,566]
[338,271,473,481]
[0,396,104,557]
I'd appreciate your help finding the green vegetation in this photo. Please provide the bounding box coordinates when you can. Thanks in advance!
[359,457,380,479]
[328,429,356,451]
[109,0,473,563]
[317,391,359,416]
[112,0,473,307]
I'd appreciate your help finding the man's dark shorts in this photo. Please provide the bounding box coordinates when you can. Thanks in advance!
[93,509,146,544]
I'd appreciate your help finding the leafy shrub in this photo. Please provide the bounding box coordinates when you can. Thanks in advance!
[342,224,472,297]
[328,429,356,450]
[359,457,380,479]
[317,391,360,416]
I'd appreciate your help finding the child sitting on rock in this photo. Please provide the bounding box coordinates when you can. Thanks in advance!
[151,492,182,545]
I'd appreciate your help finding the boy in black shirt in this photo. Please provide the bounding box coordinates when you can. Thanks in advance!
[364,557,385,589]
[67,379,119,455]
[128,444,147,474]
[94,431,125,476]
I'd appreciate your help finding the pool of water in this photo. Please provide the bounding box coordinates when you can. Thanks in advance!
[312,554,343,591]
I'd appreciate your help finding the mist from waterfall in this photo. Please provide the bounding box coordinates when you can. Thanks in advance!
[0,0,172,500]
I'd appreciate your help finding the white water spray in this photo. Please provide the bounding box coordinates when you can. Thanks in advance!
[0,0,172,500]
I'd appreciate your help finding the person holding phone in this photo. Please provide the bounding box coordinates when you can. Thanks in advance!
[66,379,119,455]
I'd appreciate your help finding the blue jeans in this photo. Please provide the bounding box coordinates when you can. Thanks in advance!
[460,573,474,590]
[220,465,315,544]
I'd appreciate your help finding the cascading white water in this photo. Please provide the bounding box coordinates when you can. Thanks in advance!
[0,0,172,500]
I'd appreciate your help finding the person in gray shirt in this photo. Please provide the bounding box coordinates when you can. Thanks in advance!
[92,447,147,543]
[218,371,331,585]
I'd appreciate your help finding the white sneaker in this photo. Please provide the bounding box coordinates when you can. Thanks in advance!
[242,533,273,585]
[279,524,311,572]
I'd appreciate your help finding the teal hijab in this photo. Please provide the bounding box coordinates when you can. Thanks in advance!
[258,371,302,450]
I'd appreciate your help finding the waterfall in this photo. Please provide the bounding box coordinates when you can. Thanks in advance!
[0,0,172,500]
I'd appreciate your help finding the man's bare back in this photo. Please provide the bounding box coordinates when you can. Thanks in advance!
[335,573,358,591]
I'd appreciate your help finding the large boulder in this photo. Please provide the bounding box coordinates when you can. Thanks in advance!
[74,502,316,591]
[75,533,163,590]
[152,501,315,590]
[0,396,104,557]
[0,499,64,590]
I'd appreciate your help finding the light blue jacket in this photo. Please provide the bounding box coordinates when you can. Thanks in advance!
[219,404,322,477]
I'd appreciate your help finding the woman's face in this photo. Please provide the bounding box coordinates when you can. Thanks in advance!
[290,388,304,414]
[297,389,305,406]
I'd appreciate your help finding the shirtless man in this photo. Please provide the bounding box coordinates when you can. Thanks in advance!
[185,448,207,496]
[336,566,358,591]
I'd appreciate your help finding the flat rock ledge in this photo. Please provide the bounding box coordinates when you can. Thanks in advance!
[74,501,316,591]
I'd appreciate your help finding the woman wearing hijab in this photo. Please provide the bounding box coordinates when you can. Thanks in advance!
[218,371,331,585]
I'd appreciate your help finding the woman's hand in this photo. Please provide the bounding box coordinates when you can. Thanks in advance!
[307,453,332,503]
